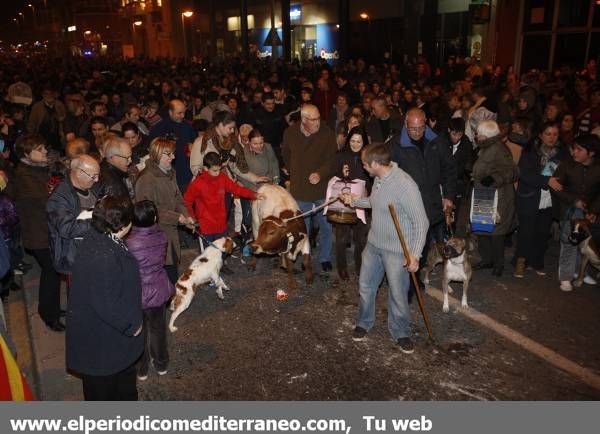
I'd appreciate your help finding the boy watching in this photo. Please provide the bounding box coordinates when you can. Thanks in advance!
[553,134,600,291]
[183,152,265,242]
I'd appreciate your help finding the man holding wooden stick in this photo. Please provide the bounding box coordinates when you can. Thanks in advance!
[341,143,429,353]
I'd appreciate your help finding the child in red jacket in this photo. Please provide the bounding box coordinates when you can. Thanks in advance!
[184,152,264,242]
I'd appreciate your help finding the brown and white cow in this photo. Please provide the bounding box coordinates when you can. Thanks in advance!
[250,184,313,284]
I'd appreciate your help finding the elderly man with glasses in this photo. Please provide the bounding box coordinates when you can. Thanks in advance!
[282,104,337,272]
[99,136,134,199]
[47,155,101,276]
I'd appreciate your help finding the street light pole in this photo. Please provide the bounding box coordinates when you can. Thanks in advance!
[132,20,142,57]
[181,11,194,59]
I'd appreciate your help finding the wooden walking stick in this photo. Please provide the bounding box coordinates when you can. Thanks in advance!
[388,204,434,341]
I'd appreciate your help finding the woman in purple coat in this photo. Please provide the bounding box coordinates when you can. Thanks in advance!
[126,200,175,380]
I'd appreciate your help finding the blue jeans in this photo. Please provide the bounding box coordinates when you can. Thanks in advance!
[297,199,333,263]
[357,243,411,340]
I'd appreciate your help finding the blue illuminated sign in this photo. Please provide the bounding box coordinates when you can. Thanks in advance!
[290,5,301,20]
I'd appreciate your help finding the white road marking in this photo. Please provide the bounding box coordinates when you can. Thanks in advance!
[426,287,600,391]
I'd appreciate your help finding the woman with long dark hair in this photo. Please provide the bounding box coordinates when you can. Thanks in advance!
[514,121,566,278]
[331,127,371,280]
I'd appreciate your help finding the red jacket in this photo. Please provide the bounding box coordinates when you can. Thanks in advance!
[184,171,256,235]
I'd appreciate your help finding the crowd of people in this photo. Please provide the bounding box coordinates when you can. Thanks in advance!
[0,52,599,400]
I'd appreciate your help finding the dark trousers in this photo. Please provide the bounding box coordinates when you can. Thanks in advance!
[81,363,138,401]
[29,248,61,324]
[334,221,368,272]
[477,234,505,270]
[165,264,179,285]
[240,198,253,233]
[137,304,169,376]
[515,207,553,270]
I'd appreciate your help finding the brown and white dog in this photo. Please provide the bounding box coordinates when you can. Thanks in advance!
[570,219,600,288]
[168,237,236,332]
[423,236,475,312]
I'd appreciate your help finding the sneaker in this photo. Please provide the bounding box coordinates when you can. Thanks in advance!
[397,337,415,354]
[560,280,573,292]
[573,273,597,285]
[352,326,367,341]
[157,369,168,376]
[137,374,148,381]
[514,257,525,278]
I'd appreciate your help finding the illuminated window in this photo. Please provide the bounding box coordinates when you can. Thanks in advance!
[227,15,255,31]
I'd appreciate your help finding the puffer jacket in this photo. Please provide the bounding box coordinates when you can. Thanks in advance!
[126,225,174,309]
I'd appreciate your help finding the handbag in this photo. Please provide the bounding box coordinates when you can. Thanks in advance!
[470,185,498,233]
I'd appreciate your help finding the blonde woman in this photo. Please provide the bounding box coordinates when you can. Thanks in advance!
[135,137,194,283]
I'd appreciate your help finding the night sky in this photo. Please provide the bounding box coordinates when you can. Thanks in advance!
[0,0,40,43]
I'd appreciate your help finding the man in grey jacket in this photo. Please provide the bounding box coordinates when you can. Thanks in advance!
[342,143,429,353]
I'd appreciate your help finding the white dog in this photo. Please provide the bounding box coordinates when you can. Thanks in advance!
[168,237,236,332]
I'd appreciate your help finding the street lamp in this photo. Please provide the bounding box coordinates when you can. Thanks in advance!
[359,12,369,20]
[132,20,143,57]
[27,4,37,33]
[181,10,194,58]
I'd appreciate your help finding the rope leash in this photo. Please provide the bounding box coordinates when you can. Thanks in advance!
[180,223,240,258]
[282,196,340,222]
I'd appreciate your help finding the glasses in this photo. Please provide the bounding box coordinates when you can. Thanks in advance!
[114,154,132,161]
[162,151,176,158]
[407,125,426,133]
[79,168,99,181]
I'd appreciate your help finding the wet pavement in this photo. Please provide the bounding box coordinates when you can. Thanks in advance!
[8,239,600,400]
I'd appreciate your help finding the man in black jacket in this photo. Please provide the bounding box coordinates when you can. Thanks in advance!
[389,108,457,276]
[366,97,404,143]
[446,117,475,234]
[99,136,133,199]
[254,92,286,163]
[47,155,100,276]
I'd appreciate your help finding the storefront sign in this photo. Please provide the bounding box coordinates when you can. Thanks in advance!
[320,48,339,60]
[290,5,301,21]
